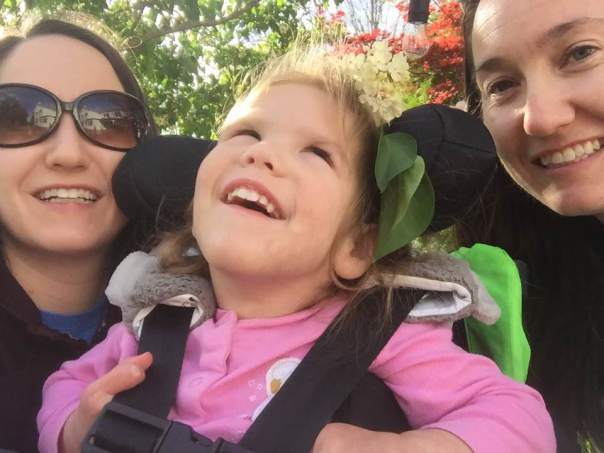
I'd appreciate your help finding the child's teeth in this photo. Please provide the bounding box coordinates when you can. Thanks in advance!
[226,186,280,219]
[230,187,259,202]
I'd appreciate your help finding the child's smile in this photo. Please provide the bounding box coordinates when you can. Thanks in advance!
[222,178,283,220]
[192,83,367,317]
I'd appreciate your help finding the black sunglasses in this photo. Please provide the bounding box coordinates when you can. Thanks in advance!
[0,83,151,151]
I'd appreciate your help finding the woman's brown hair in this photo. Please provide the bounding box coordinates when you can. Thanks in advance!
[461,0,482,116]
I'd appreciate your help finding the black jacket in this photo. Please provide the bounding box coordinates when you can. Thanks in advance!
[0,261,120,453]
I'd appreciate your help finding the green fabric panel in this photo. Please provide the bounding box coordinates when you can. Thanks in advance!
[451,244,531,382]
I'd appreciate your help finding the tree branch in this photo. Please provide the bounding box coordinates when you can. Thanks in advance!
[130,1,149,32]
[140,0,260,42]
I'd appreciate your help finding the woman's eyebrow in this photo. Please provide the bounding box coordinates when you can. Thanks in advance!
[475,17,604,76]
[536,17,604,48]
[475,57,507,76]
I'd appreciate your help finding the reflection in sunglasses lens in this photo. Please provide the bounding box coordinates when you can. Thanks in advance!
[78,93,144,149]
[0,86,57,146]
[0,86,147,150]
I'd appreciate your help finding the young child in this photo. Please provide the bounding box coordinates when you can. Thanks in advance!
[38,46,555,453]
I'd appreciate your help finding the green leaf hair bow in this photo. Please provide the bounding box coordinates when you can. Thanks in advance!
[373,132,435,260]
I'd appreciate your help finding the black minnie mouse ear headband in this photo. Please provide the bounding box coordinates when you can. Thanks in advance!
[373,103,496,258]
[386,104,496,231]
[113,107,495,252]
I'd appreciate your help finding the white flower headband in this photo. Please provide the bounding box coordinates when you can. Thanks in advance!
[332,40,435,260]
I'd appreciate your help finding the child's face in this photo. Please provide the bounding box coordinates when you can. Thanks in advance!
[193,83,368,302]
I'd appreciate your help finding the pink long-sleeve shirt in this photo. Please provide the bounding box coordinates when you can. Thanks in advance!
[38,295,555,452]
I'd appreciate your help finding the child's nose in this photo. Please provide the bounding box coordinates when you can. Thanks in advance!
[240,143,277,172]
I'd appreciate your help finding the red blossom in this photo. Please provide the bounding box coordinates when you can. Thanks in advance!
[329,9,346,24]
[316,1,465,105]
[342,29,391,54]
[413,0,464,104]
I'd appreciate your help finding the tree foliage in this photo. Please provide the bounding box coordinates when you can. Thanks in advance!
[0,0,326,137]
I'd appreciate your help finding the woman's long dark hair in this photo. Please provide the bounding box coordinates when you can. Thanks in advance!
[460,1,603,450]
[0,19,158,270]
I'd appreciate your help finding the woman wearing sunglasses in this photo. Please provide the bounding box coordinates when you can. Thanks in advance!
[0,19,155,452]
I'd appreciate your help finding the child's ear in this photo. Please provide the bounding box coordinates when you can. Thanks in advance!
[333,224,376,280]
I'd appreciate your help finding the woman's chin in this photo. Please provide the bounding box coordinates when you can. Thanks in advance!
[539,193,604,219]
[17,234,115,259]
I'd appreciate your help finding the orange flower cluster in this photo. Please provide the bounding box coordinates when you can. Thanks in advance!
[421,1,465,104]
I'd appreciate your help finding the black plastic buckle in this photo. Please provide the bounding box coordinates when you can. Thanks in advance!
[82,401,255,453]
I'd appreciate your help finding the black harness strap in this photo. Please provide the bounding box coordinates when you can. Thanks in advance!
[238,288,420,453]
[331,372,410,433]
[84,304,194,452]
[116,304,194,416]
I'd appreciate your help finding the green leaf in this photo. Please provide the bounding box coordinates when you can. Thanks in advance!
[180,0,200,22]
[374,132,417,193]
[374,156,435,260]
[393,156,424,225]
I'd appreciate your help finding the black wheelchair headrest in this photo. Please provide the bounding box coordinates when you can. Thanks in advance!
[113,105,496,233]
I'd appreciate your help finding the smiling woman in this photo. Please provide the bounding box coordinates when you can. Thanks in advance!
[0,18,154,452]
[460,0,604,451]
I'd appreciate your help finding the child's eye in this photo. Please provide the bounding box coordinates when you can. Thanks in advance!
[233,129,261,140]
[307,146,333,166]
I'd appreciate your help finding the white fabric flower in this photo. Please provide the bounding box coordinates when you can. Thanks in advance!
[330,39,411,126]
[388,53,410,82]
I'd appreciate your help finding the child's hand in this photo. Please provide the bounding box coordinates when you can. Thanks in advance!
[312,423,472,453]
[59,352,153,453]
